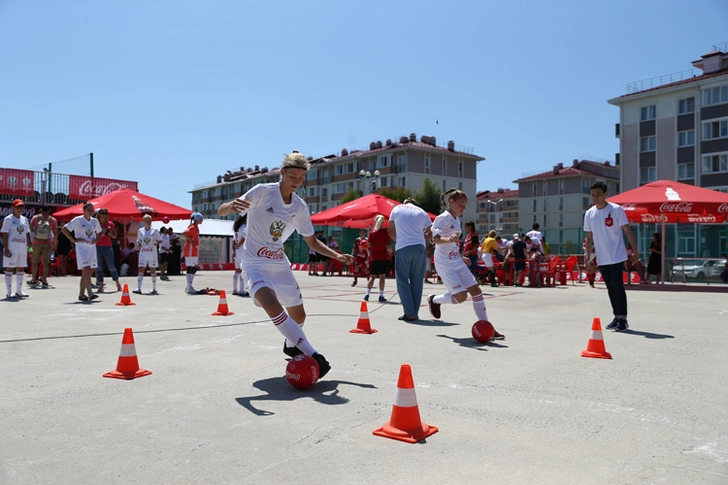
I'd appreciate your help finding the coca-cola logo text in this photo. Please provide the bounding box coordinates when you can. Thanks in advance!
[256,247,286,260]
[659,202,693,212]
[718,203,728,213]
[640,214,668,222]
[621,203,637,211]
[79,181,129,197]
[686,215,717,223]
[448,250,460,259]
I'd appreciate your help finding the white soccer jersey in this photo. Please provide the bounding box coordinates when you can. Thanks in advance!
[137,227,162,253]
[236,183,314,266]
[234,224,247,261]
[65,216,101,243]
[1,214,30,252]
[432,211,463,269]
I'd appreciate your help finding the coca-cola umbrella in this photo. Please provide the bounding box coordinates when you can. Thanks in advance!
[53,188,192,223]
[607,180,728,283]
[310,193,436,228]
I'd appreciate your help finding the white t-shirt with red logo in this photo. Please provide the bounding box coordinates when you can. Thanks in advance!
[432,211,463,269]
[64,215,102,244]
[236,183,314,267]
[1,214,30,252]
[583,202,628,266]
[136,227,162,253]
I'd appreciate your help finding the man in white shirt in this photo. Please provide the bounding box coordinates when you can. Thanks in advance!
[584,182,639,332]
[388,198,433,321]
[526,223,544,254]
[1,199,32,298]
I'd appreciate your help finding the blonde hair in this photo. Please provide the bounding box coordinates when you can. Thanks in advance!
[142,214,152,222]
[441,188,467,208]
[373,214,385,231]
[281,150,310,171]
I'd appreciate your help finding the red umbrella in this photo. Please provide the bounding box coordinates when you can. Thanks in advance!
[310,193,436,228]
[608,180,728,223]
[53,188,192,222]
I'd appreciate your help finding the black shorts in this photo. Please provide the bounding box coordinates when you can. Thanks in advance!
[308,253,319,263]
[370,259,389,275]
[514,261,526,271]
[160,253,169,263]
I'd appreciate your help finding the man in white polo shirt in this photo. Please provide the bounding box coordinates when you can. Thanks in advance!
[388,198,432,322]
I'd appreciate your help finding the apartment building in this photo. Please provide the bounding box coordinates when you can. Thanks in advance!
[189,133,485,223]
[514,160,619,254]
[608,43,728,257]
[475,188,519,236]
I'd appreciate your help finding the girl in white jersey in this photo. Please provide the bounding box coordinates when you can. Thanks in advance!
[134,214,163,295]
[217,151,354,379]
[427,189,505,340]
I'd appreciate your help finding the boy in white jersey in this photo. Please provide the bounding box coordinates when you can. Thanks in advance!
[1,199,32,299]
[62,202,102,301]
[232,214,249,296]
[134,214,163,295]
[427,189,505,340]
[217,151,354,379]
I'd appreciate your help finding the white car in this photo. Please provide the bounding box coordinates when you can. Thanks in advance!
[672,259,726,280]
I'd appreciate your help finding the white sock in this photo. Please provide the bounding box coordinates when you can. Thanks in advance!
[433,293,458,305]
[365,288,371,296]
[272,311,316,356]
[233,273,239,293]
[137,274,143,292]
[151,276,157,291]
[472,293,489,321]
[379,290,384,298]
[186,273,194,290]
[15,273,24,294]
[5,273,12,295]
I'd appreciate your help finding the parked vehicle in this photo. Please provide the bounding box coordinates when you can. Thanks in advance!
[672,259,727,280]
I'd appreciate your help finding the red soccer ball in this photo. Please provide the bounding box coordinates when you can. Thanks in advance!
[472,320,495,343]
[285,355,320,389]
[162,217,171,224]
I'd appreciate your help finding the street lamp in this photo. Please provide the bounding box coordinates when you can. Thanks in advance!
[485,198,503,232]
[359,169,380,193]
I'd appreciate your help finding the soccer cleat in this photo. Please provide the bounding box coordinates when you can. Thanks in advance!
[491,282,500,287]
[283,341,303,358]
[351,281,357,287]
[615,319,630,332]
[378,295,386,303]
[605,318,619,330]
[311,352,331,378]
[363,294,369,301]
[16,292,29,298]
[428,295,441,319]
[492,331,506,340]
[6,293,17,299]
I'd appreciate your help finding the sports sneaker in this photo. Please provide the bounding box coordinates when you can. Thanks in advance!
[232,291,239,296]
[186,288,198,294]
[6,293,16,299]
[15,292,29,298]
[363,294,369,301]
[132,290,142,295]
[351,281,357,287]
[311,352,331,378]
[41,281,49,288]
[28,280,39,286]
[283,342,303,358]
[491,282,500,287]
[428,295,441,319]
[378,295,386,303]
[605,318,619,330]
[615,319,630,332]
[492,331,506,340]
[239,292,250,297]
[89,294,99,301]
[149,290,159,295]
[589,282,595,288]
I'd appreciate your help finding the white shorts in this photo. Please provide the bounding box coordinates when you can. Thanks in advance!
[234,256,243,271]
[3,250,27,269]
[243,264,304,309]
[75,243,97,269]
[138,250,159,269]
[185,256,199,267]
[436,261,478,295]
[482,253,494,268]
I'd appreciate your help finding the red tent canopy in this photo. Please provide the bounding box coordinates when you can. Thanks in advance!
[607,180,728,223]
[310,193,436,228]
[53,188,192,222]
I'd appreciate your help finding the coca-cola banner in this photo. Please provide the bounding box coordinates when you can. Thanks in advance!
[69,176,138,200]
[0,168,35,195]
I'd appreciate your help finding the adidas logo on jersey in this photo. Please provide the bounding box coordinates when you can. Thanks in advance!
[266,207,274,213]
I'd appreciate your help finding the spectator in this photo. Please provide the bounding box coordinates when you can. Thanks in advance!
[462,221,479,275]
[480,230,499,287]
[364,215,390,302]
[29,205,58,287]
[182,212,205,294]
[350,228,369,287]
[159,227,171,281]
[55,224,72,276]
[232,214,248,296]
[506,233,528,287]
[2,199,32,298]
[527,222,544,254]
[316,230,329,276]
[388,197,432,322]
[94,208,122,293]
[644,232,662,284]
[324,236,340,276]
[308,243,319,276]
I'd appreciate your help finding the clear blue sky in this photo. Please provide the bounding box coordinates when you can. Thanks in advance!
[1,0,727,208]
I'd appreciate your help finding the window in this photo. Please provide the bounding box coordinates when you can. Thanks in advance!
[442,157,447,175]
[442,180,446,191]
[533,183,537,196]
[458,161,463,175]
[678,130,695,147]
[702,120,728,140]
[542,181,548,196]
[334,183,343,194]
[321,188,328,197]
[458,181,462,190]
[677,227,695,255]
[640,105,656,121]
[533,200,537,211]
[703,85,728,106]
[308,187,317,197]
[308,169,318,179]
[702,154,728,174]
[425,155,430,170]
[398,176,406,186]
[377,155,390,168]
[677,162,695,180]
[583,197,590,209]
[640,166,656,184]
[640,136,656,152]
[678,97,695,114]
[559,179,564,194]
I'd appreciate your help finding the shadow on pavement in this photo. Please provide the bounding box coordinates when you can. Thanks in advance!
[621,329,675,339]
[236,377,377,416]
[407,319,459,327]
[436,334,509,350]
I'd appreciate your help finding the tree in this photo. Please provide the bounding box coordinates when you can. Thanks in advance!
[414,178,443,216]
[340,188,361,204]
[377,186,412,203]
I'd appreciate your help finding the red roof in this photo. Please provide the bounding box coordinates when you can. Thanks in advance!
[615,68,728,100]
[312,140,484,165]
[514,166,614,183]
[477,189,518,200]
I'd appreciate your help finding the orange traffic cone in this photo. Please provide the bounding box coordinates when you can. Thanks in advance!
[103,328,152,380]
[373,364,438,443]
[581,317,612,359]
[212,290,234,316]
[115,284,136,306]
[350,301,377,334]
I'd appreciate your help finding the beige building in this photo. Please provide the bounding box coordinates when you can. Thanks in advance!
[514,160,619,254]
[608,43,728,257]
[475,188,519,237]
[189,133,485,223]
